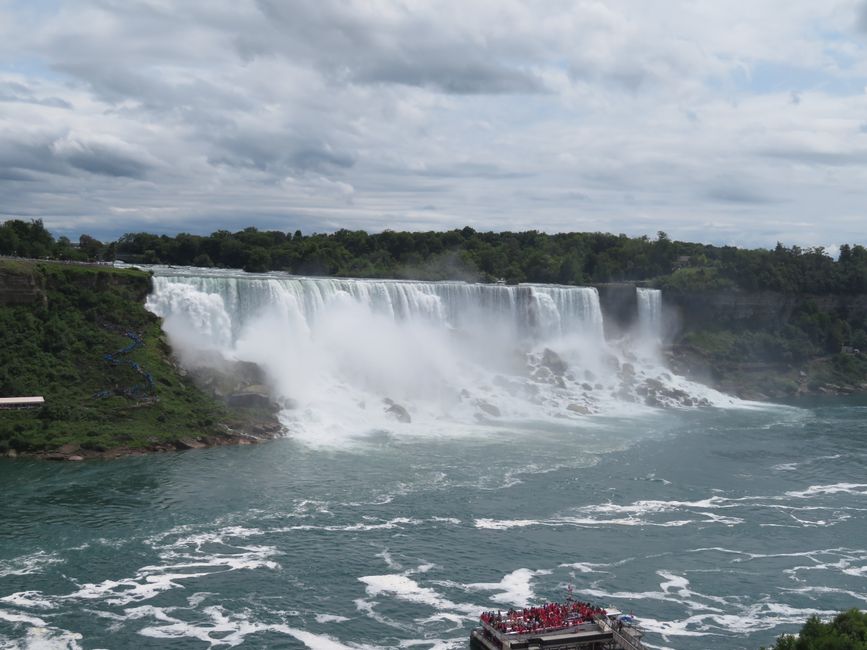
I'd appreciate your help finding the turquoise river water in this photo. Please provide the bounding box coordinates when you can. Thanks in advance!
[1,398,866,649]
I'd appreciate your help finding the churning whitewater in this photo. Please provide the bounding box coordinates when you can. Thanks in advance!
[145,268,738,446]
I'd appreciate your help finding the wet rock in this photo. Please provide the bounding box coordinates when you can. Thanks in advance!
[5,449,17,459]
[476,400,501,417]
[531,366,555,383]
[383,399,412,423]
[541,348,568,376]
[645,378,665,391]
[57,442,80,455]
[584,369,597,382]
[67,455,85,462]
[581,383,593,391]
[567,403,590,415]
[227,389,275,409]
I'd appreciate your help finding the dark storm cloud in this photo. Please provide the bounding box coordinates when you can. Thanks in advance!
[0,135,66,176]
[61,141,151,178]
[0,132,152,179]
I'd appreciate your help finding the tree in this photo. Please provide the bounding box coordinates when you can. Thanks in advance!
[763,609,867,649]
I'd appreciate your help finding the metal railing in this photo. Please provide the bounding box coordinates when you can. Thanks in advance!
[594,616,645,650]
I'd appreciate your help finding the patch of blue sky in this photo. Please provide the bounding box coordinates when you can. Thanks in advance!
[1,57,66,83]
[730,60,865,96]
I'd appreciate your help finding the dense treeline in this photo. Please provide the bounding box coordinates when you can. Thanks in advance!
[762,609,867,649]
[3,218,867,294]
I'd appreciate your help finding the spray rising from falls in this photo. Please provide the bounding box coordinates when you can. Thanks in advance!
[146,269,740,444]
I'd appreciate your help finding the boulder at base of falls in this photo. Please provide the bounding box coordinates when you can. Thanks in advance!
[475,400,501,417]
[227,386,276,409]
[567,403,590,415]
[541,348,568,376]
[383,398,412,423]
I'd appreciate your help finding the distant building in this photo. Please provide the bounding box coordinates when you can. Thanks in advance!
[673,255,692,269]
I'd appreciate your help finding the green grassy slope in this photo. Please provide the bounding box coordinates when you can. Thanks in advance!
[0,261,227,454]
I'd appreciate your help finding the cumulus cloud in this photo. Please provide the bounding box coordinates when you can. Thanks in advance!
[0,0,865,247]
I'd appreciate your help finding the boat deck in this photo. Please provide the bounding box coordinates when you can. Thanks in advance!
[470,614,645,650]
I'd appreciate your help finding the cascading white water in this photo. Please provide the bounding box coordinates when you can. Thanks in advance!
[145,268,741,446]
[637,288,663,343]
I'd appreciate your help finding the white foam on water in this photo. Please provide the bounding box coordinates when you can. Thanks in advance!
[474,480,867,532]
[465,568,552,607]
[779,585,867,602]
[353,597,405,630]
[474,515,697,530]
[398,639,465,649]
[2,627,83,650]
[315,614,350,624]
[0,609,83,650]
[558,562,609,574]
[0,553,63,580]
[130,602,375,649]
[272,515,459,534]
[415,612,465,631]
[0,609,47,627]
[0,593,54,610]
[358,575,471,615]
[785,483,867,498]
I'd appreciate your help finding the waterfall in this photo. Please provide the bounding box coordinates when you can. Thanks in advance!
[145,269,739,445]
[147,272,606,345]
[636,288,663,343]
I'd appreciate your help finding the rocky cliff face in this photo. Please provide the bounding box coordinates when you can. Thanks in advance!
[662,289,867,332]
[0,266,43,306]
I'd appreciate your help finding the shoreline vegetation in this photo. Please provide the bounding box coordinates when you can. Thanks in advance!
[760,609,867,649]
[2,218,867,458]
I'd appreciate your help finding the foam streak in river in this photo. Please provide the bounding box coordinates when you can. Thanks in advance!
[145,268,742,445]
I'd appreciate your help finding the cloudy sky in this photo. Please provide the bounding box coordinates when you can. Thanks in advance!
[2,0,867,247]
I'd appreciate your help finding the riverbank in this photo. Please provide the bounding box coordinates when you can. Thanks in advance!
[667,345,867,401]
[0,259,284,460]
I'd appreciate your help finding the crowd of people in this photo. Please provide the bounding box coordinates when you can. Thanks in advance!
[479,600,607,636]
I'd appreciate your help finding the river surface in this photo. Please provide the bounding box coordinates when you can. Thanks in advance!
[1,398,866,649]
